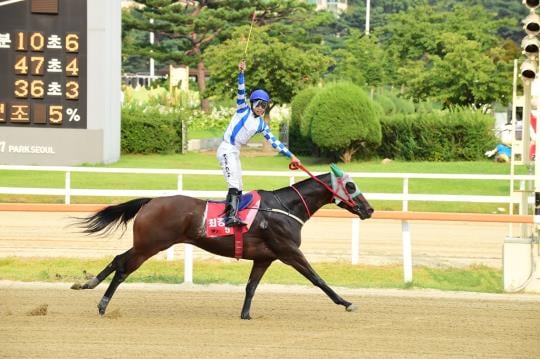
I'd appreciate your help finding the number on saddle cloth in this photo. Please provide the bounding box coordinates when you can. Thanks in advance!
[205,191,261,237]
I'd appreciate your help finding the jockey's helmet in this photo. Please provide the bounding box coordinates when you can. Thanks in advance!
[249,89,270,103]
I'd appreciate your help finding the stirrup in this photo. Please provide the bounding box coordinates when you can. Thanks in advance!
[225,216,247,227]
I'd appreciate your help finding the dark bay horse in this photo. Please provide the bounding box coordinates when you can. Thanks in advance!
[73,165,373,319]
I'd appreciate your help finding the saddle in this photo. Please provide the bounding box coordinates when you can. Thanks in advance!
[204,191,261,259]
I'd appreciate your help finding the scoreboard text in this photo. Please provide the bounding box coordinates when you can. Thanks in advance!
[0,0,87,129]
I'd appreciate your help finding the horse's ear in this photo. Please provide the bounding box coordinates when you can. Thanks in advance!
[330,163,343,178]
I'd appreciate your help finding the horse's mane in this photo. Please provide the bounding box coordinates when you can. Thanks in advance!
[273,172,330,195]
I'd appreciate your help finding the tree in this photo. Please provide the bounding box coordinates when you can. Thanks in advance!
[122,0,313,110]
[328,29,386,87]
[204,27,331,110]
[205,26,331,152]
[341,0,422,33]
[304,82,382,162]
[399,33,511,108]
[378,4,514,108]
[448,0,526,43]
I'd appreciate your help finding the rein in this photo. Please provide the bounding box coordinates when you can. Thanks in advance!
[289,162,357,208]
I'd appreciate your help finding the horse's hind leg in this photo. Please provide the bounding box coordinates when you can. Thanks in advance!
[241,260,273,320]
[282,251,356,312]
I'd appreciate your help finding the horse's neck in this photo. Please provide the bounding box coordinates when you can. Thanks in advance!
[286,174,333,217]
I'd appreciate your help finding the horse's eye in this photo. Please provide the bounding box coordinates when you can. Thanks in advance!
[345,182,356,194]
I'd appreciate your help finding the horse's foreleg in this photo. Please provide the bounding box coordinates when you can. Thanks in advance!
[241,260,272,320]
[71,249,134,290]
[81,259,118,289]
[96,249,149,316]
[97,265,134,316]
[283,253,356,312]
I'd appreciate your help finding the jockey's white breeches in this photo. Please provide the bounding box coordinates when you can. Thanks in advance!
[216,141,243,191]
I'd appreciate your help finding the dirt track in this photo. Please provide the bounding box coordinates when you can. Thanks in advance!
[1,211,539,358]
[1,282,539,358]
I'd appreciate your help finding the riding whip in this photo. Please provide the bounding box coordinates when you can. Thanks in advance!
[243,11,257,60]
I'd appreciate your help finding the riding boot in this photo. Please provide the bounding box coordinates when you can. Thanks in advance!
[224,188,246,227]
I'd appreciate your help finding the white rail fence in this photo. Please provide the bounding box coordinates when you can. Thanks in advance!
[0,165,534,284]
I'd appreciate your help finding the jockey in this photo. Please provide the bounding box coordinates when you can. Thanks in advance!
[216,60,301,227]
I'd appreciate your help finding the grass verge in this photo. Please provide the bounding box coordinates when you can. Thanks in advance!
[0,257,502,293]
[0,153,526,213]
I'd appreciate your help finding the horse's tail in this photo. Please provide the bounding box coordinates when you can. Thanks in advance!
[77,198,152,235]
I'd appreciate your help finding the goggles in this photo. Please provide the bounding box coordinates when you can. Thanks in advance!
[253,100,268,110]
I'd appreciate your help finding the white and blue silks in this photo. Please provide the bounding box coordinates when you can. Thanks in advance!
[217,72,293,190]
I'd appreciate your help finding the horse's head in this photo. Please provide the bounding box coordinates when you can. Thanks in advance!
[329,164,374,220]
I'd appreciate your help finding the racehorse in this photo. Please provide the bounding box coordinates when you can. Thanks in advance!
[72,164,374,319]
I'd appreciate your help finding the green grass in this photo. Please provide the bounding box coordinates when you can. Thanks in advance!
[0,257,502,293]
[0,153,527,212]
[187,128,224,139]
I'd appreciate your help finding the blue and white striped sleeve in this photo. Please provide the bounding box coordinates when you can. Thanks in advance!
[236,72,249,113]
[260,120,293,158]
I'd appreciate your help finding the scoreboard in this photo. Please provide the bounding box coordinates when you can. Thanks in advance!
[0,0,87,129]
[0,0,121,166]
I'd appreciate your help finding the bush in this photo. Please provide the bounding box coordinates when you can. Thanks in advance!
[304,82,382,162]
[378,114,419,160]
[187,107,234,131]
[415,100,438,113]
[291,87,319,137]
[392,95,416,114]
[373,93,396,115]
[121,106,183,154]
[374,92,416,115]
[377,109,497,161]
[290,86,320,154]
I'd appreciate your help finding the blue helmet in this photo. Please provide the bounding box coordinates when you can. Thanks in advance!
[249,89,270,102]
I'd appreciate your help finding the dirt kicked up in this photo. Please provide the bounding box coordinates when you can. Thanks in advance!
[0,282,539,358]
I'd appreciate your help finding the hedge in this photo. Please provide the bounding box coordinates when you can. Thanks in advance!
[377,110,497,161]
[121,107,183,154]
[289,86,320,154]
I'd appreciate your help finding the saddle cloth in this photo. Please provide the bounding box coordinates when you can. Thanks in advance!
[204,191,261,238]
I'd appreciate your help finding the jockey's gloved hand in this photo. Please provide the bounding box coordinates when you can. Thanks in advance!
[289,156,301,170]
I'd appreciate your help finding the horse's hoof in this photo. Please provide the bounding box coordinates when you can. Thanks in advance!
[97,297,110,317]
[82,277,99,289]
[346,304,358,312]
[98,307,106,317]
[240,314,252,320]
[70,282,82,290]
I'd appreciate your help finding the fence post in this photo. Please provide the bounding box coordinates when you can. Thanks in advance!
[166,174,183,261]
[402,222,413,283]
[64,171,71,205]
[402,177,413,283]
[177,174,183,193]
[166,174,185,261]
[166,247,175,261]
[351,218,360,264]
[184,243,193,284]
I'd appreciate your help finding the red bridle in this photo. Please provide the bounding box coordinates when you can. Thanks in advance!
[289,162,358,212]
